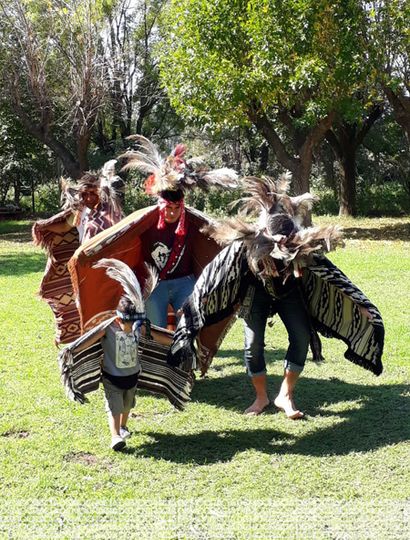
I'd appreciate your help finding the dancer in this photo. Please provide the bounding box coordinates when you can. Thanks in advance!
[32,163,124,344]
[167,175,384,418]
[120,136,239,328]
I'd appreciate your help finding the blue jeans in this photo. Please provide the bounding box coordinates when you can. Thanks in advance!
[243,282,311,376]
[145,274,196,328]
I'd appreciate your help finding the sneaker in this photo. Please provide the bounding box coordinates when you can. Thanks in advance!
[119,426,131,439]
[111,435,126,451]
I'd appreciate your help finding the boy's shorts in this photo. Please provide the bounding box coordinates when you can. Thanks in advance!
[102,377,137,416]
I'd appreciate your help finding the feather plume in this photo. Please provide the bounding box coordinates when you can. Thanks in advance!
[93,258,145,313]
[142,263,159,301]
[120,135,239,195]
[198,168,239,189]
[276,171,292,194]
[202,218,256,246]
[101,159,117,181]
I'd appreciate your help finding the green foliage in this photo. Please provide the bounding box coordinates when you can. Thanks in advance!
[313,183,410,217]
[34,182,61,214]
[159,0,370,127]
[123,182,154,214]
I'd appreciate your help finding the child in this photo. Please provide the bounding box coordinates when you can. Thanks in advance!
[100,295,144,451]
[58,257,173,452]
[93,294,171,451]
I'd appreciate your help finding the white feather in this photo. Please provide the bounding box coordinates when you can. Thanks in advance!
[93,258,145,313]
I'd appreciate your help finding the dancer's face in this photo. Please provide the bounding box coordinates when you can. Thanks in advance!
[164,202,182,224]
[81,188,100,209]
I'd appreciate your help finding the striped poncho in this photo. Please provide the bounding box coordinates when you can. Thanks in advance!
[168,242,384,376]
[58,317,193,410]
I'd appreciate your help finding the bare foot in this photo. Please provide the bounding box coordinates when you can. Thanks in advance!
[244,398,271,416]
[274,395,304,419]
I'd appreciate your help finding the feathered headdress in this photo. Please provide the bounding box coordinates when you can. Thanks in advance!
[93,258,158,320]
[233,173,318,226]
[120,135,239,195]
[60,161,124,217]
[203,174,342,281]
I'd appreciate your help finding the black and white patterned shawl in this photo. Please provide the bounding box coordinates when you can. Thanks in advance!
[58,317,193,410]
[168,243,384,376]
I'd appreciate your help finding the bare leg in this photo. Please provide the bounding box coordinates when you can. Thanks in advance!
[107,413,122,436]
[245,374,271,415]
[120,411,130,430]
[274,369,304,419]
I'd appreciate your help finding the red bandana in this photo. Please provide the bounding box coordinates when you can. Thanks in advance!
[157,197,186,236]
[157,197,188,279]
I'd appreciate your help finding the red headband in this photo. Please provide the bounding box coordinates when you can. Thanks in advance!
[157,197,186,236]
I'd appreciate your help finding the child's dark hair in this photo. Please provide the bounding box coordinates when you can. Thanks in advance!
[116,295,138,318]
[267,214,298,236]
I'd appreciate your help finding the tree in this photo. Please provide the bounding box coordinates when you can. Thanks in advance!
[97,0,166,145]
[366,1,410,144]
[326,100,384,216]
[0,0,108,178]
[0,102,55,209]
[159,0,370,194]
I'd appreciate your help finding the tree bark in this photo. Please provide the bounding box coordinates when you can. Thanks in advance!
[326,105,383,216]
[247,102,335,195]
[383,85,410,145]
[339,144,357,216]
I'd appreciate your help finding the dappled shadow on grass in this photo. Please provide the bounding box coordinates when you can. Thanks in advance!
[206,347,288,372]
[0,231,33,243]
[132,374,409,463]
[343,222,410,241]
[126,428,290,464]
[0,252,45,276]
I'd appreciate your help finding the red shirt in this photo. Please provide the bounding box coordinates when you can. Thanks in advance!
[141,215,194,280]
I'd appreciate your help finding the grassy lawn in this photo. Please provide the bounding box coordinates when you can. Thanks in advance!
[0,216,409,539]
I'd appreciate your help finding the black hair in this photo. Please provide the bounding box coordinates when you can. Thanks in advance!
[159,188,184,202]
[116,295,138,319]
[267,213,297,236]
[78,172,100,190]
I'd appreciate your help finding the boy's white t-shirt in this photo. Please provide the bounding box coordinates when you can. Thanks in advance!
[101,324,140,377]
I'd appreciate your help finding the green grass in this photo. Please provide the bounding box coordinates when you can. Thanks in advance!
[0,217,409,539]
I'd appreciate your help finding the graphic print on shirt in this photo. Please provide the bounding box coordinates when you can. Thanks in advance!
[151,241,186,272]
[115,331,138,369]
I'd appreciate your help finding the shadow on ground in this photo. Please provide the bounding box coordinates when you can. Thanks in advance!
[0,252,45,276]
[132,374,409,463]
[343,222,410,241]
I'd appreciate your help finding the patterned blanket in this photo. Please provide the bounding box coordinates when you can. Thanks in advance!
[33,206,123,344]
[68,206,221,332]
[58,317,193,410]
[32,210,82,344]
[169,242,384,376]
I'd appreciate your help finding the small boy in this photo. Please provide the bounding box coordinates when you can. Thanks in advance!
[100,295,143,451]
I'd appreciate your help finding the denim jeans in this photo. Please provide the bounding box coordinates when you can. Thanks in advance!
[243,281,311,376]
[145,274,196,328]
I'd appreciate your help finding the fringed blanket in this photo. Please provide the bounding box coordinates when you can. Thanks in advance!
[33,207,123,344]
[32,210,82,344]
[58,317,193,410]
[68,206,221,332]
[168,242,384,376]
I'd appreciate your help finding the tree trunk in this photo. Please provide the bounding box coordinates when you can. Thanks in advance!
[76,133,91,175]
[383,86,410,146]
[339,145,357,216]
[13,177,21,206]
[247,103,335,195]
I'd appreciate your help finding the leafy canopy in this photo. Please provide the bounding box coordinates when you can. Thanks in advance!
[159,0,369,127]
